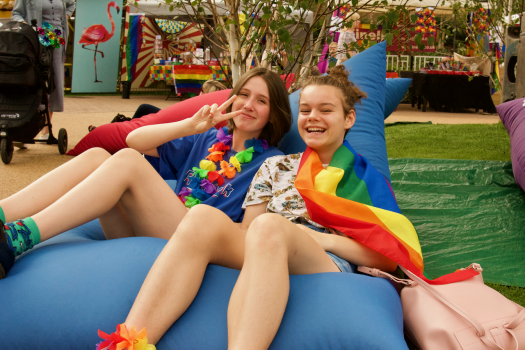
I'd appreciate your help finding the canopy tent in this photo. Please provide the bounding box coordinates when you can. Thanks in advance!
[129,0,315,23]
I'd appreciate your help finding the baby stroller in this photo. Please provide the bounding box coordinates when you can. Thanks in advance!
[0,20,67,165]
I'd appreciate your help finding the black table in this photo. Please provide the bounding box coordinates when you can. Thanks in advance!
[399,72,497,113]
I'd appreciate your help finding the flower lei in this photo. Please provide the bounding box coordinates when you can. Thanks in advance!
[97,324,155,350]
[415,7,436,35]
[472,8,489,36]
[37,22,66,49]
[179,127,268,208]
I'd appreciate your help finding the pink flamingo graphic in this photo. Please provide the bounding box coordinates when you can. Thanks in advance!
[79,1,120,83]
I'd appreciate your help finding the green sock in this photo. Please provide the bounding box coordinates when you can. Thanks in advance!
[0,206,4,223]
[4,217,41,257]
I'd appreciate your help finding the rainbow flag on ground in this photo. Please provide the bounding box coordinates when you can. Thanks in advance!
[295,141,478,285]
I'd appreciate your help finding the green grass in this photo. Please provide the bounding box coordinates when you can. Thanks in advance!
[385,122,525,306]
[385,122,511,162]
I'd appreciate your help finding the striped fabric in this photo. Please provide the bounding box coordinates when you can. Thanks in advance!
[149,65,212,93]
[210,65,229,82]
[295,141,478,285]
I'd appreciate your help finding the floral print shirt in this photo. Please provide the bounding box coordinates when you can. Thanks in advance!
[242,153,325,228]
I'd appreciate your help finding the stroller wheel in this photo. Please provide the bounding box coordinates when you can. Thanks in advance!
[1,136,14,164]
[58,128,68,155]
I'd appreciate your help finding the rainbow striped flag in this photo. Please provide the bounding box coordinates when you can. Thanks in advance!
[295,141,478,285]
[125,15,143,82]
[172,65,212,94]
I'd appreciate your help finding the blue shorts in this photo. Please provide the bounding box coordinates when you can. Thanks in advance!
[301,223,356,273]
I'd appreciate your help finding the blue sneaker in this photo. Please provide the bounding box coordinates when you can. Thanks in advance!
[0,219,15,279]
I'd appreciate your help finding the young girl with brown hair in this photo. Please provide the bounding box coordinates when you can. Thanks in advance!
[96,66,396,350]
[0,68,292,279]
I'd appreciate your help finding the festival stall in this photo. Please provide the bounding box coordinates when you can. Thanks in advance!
[120,4,233,98]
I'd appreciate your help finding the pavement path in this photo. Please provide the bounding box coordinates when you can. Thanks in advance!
[0,95,501,199]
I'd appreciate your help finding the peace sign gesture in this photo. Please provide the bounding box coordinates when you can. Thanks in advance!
[189,95,243,134]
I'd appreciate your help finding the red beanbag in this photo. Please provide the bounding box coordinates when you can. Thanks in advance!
[66,89,232,156]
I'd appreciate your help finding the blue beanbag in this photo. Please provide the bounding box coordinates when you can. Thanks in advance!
[0,42,408,350]
[385,78,412,119]
[0,220,406,350]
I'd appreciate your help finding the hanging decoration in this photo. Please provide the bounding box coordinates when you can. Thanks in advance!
[415,7,436,36]
[37,22,66,48]
[471,8,490,36]
[141,16,146,45]
[155,19,188,34]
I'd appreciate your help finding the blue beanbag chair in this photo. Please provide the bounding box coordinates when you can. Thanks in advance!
[385,78,412,119]
[0,42,408,350]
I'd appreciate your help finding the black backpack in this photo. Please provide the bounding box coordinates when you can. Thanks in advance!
[0,21,54,93]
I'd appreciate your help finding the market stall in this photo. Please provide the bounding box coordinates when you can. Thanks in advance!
[120,5,230,94]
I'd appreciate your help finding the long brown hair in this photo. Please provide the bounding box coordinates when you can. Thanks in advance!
[226,68,291,147]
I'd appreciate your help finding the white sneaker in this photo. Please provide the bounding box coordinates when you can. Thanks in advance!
[36,133,49,141]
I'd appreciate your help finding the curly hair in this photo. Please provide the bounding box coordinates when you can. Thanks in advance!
[300,65,367,135]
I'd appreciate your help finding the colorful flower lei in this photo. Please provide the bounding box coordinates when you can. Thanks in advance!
[97,324,156,350]
[472,8,489,36]
[179,127,268,208]
[37,22,66,49]
[415,7,436,36]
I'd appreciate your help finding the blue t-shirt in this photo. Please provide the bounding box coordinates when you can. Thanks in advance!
[155,128,283,222]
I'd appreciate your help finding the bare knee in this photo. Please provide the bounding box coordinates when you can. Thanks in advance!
[172,204,230,248]
[81,147,111,167]
[108,148,149,171]
[245,213,288,253]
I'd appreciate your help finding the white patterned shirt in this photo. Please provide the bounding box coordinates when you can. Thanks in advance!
[242,153,325,228]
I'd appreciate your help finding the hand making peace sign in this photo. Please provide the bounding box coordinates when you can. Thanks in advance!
[189,95,243,134]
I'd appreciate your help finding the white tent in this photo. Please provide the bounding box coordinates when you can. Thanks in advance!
[129,0,315,23]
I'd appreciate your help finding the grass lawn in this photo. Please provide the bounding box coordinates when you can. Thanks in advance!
[386,122,524,349]
[385,122,511,162]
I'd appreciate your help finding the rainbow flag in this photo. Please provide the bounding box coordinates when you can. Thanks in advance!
[172,65,212,94]
[295,141,478,285]
[125,15,143,82]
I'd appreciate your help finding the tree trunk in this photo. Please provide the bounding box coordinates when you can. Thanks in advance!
[229,22,241,86]
[292,12,332,91]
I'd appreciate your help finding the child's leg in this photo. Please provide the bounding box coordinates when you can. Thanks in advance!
[0,148,111,222]
[123,204,246,344]
[31,148,188,242]
[227,214,339,350]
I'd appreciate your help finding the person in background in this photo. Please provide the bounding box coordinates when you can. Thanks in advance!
[12,0,76,140]
[261,41,288,73]
[336,12,360,66]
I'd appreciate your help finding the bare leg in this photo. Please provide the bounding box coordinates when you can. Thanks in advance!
[124,204,246,344]
[227,214,339,350]
[0,148,111,222]
[39,111,52,136]
[28,148,188,242]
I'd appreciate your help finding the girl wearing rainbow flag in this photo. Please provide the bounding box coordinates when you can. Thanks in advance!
[0,68,292,280]
[95,66,400,350]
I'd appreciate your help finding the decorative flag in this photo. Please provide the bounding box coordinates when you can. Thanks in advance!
[126,14,143,82]
[294,141,479,285]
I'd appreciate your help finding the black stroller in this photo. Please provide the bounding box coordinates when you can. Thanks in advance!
[0,20,67,165]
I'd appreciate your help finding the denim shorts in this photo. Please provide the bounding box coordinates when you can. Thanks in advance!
[301,223,356,273]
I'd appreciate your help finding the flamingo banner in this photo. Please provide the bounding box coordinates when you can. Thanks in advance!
[72,0,124,93]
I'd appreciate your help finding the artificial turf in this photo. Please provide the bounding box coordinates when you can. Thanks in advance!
[385,121,525,307]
